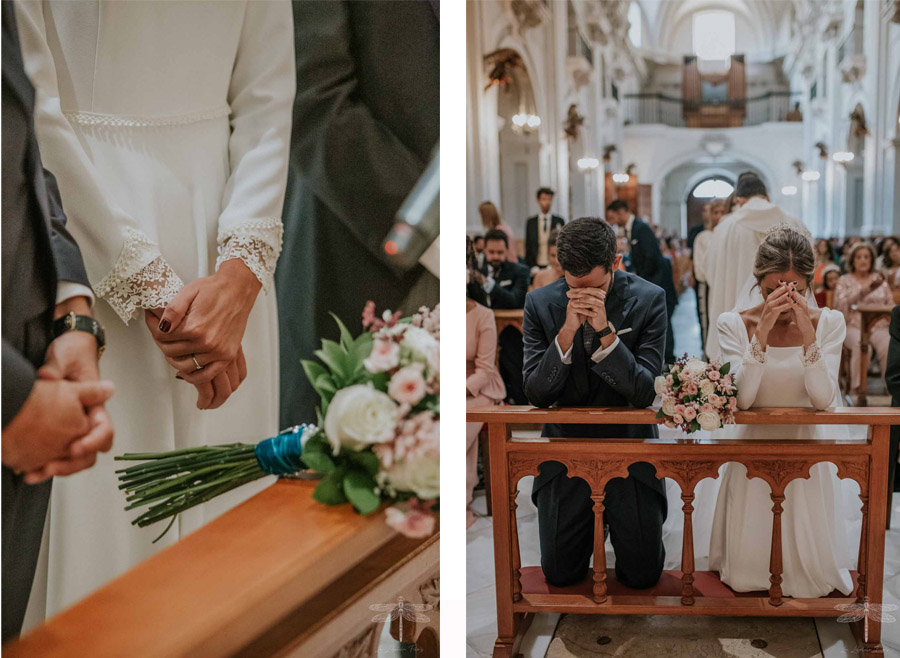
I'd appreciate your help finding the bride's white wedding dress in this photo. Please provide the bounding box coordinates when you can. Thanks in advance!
[708,308,857,597]
[15,0,294,623]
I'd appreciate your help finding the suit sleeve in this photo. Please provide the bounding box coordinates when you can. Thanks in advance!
[522,293,569,407]
[590,287,666,408]
[43,167,89,289]
[488,267,527,309]
[887,306,900,402]
[2,341,35,429]
[636,223,663,280]
[289,1,430,267]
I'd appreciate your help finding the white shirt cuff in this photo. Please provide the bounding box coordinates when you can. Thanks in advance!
[591,337,620,363]
[483,277,496,294]
[55,282,95,307]
[555,336,573,364]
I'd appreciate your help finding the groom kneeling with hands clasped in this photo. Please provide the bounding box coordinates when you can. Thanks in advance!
[523,217,668,589]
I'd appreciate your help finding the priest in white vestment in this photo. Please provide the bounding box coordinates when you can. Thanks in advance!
[704,174,807,359]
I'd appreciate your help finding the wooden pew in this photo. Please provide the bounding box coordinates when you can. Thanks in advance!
[467,405,900,658]
[5,480,439,658]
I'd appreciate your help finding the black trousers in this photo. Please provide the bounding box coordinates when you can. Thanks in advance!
[497,326,526,405]
[532,466,667,589]
[695,281,709,359]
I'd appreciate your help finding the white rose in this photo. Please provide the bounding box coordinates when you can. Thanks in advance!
[324,385,397,454]
[364,338,400,373]
[400,326,439,371]
[682,358,706,378]
[697,411,721,432]
[383,453,440,499]
[661,397,677,417]
[700,380,716,397]
[654,376,668,396]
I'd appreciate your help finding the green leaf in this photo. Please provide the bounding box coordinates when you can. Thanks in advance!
[313,467,348,505]
[330,312,355,350]
[720,362,731,376]
[690,420,701,432]
[349,450,381,477]
[316,339,347,380]
[301,444,335,473]
[655,409,666,419]
[301,360,328,387]
[366,371,391,392]
[343,469,381,515]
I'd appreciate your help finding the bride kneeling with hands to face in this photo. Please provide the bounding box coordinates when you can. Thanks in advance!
[709,225,857,598]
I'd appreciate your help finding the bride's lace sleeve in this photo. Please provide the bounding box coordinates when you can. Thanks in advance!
[802,310,845,410]
[214,2,294,291]
[716,312,764,410]
[15,1,182,324]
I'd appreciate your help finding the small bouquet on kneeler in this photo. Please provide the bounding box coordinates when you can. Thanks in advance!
[116,303,440,540]
[654,355,738,433]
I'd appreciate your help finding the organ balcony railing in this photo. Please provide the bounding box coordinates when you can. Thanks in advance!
[466,405,899,658]
[621,91,801,128]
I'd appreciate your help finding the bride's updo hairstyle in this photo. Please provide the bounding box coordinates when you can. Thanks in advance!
[753,224,815,288]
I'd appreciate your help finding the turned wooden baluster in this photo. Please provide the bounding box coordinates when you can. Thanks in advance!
[510,490,522,602]
[681,490,696,606]
[768,492,785,606]
[591,491,608,603]
[857,492,869,602]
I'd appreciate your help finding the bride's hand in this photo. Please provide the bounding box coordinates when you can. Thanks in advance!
[151,260,261,385]
[756,283,793,346]
[181,347,248,410]
[789,288,817,345]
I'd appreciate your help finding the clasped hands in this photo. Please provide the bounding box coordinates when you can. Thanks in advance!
[564,287,609,332]
[144,259,259,410]
[757,280,815,347]
[2,296,114,484]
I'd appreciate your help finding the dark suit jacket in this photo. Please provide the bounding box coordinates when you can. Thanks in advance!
[525,214,565,268]
[628,218,676,310]
[2,1,91,641]
[522,272,668,496]
[277,1,439,425]
[473,261,528,309]
[888,306,900,406]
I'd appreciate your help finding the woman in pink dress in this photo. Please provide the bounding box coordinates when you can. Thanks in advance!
[466,239,506,526]
[834,242,894,393]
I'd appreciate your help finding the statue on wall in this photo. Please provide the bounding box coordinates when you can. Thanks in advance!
[563,104,585,141]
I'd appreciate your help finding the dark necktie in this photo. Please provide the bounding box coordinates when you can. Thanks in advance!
[582,323,596,356]
[543,216,548,233]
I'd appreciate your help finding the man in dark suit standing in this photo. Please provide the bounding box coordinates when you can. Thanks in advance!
[2,3,114,640]
[525,187,565,271]
[468,229,529,404]
[886,305,900,525]
[523,218,668,589]
[278,1,439,425]
[606,200,676,365]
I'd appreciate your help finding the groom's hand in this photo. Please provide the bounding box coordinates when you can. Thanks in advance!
[569,288,609,333]
[557,292,587,354]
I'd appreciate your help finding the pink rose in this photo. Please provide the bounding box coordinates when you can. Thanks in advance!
[701,403,714,414]
[388,366,427,405]
[708,394,723,408]
[723,375,733,386]
[682,382,698,396]
[666,375,674,385]
[673,414,684,425]
[385,504,435,538]
[729,396,739,409]
[683,406,697,421]
[674,404,687,417]
[708,370,720,381]
[365,338,400,373]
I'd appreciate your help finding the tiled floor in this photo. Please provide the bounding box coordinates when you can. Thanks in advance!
[466,291,900,658]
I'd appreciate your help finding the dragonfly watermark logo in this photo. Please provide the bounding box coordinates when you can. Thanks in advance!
[370,596,433,642]
[834,597,898,645]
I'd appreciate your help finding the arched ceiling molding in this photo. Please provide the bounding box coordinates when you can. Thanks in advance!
[648,147,777,196]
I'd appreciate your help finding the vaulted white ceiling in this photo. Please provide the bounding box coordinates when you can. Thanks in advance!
[632,0,796,60]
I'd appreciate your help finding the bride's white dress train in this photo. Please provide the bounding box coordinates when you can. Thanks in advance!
[15,0,295,624]
[707,309,859,597]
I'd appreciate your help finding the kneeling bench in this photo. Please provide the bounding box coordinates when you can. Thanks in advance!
[465,406,900,658]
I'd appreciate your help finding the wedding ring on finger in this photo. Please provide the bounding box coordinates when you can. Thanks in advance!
[192,354,204,371]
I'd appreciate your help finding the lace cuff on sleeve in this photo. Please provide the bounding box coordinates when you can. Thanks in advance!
[94,228,184,324]
[801,341,823,367]
[215,219,283,292]
[743,335,767,365]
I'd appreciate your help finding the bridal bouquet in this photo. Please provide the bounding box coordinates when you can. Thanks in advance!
[116,303,439,540]
[654,355,737,433]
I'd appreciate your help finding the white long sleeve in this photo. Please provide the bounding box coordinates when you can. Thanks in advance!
[215,0,295,291]
[802,310,845,410]
[14,0,183,323]
[716,312,763,410]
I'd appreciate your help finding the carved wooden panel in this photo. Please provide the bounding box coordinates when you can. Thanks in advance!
[744,459,816,495]
[654,459,725,491]
[836,458,870,494]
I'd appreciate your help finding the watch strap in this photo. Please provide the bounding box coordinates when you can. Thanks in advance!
[52,312,105,356]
